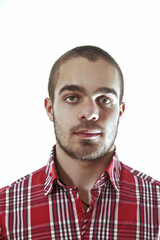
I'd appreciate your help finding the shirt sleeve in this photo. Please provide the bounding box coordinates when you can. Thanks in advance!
[0,186,8,240]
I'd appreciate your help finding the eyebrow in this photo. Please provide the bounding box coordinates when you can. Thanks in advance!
[94,87,118,98]
[58,84,118,98]
[59,85,86,95]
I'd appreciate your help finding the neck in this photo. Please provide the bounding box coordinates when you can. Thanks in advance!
[55,144,114,204]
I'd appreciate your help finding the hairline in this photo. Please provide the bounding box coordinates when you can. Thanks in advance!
[48,51,124,103]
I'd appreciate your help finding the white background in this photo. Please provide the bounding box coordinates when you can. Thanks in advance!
[0,0,160,188]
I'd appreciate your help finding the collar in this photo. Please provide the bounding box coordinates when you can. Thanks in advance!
[104,151,121,191]
[44,145,121,195]
[44,145,58,195]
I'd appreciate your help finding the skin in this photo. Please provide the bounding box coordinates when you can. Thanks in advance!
[45,57,125,208]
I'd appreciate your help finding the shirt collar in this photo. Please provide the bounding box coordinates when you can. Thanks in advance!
[44,145,121,195]
[44,145,58,195]
[104,151,121,191]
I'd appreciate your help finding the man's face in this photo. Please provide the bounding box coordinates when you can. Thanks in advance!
[46,57,125,161]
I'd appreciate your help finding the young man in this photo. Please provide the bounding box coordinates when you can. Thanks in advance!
[0,46,159,239]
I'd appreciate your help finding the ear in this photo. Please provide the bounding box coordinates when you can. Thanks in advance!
[44,98,54,122]
[119,102,125,119]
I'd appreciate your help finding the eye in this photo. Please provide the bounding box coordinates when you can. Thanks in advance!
[65,96,79,103]
[99,96,112,104]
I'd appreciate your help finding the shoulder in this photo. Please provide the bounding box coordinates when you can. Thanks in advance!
[120,162,160,189]
[0,165,47,199]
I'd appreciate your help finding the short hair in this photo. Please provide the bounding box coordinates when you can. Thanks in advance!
[48,45,124,103]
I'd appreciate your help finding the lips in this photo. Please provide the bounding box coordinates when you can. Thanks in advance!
[74,129,101,139]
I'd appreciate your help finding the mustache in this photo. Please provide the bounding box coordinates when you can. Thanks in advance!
[70,121,104,132]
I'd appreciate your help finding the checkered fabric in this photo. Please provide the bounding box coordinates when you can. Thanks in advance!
[0,145,160,239]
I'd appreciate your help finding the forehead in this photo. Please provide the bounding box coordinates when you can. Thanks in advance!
[55,57,120,97]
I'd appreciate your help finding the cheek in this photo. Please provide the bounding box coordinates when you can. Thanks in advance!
[55,110,76,129]
[101,108,120,122]
[55,104,78,122]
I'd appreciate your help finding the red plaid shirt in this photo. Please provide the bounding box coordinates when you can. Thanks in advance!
[0,146,160,239]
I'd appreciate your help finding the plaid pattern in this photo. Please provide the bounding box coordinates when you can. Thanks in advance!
[0,145,160,239]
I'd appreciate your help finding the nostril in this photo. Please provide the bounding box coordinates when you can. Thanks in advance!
[80,113,99,121]
[90,115,99,121]
[78,102,99,121]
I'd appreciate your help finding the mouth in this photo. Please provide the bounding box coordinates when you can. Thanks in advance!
[74,129,101,139]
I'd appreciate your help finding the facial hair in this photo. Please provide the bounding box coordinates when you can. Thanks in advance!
[54,118,119,161]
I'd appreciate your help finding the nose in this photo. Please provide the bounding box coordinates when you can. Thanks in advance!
[78,101,99,121]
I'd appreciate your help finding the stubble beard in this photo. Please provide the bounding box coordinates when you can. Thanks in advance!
[54,119,119,161]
